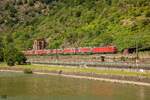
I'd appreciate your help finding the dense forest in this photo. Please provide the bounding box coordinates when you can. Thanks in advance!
[0,0,150,51]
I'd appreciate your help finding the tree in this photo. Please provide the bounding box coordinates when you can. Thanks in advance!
[3,34,27,66]
[0,49,3,62]
[27,0,34,6]
[4,44,27,66]
[4,44,17,66]
[105,0,112,5]
[3,34,16,66]
[0,37,4,62]
[16,0,23,5]
[41,0,53,4]
[15,52,27,65]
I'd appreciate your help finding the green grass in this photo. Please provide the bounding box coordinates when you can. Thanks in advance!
[0,63,150,77]
[0,63,7,67]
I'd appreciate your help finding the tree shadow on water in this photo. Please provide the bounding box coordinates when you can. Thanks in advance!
[1,95,7,99]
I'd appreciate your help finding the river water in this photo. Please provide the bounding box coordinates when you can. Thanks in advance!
[0,72,150,100]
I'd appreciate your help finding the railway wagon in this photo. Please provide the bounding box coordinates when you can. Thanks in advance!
[24,46,117,56]
[79,47,92,53]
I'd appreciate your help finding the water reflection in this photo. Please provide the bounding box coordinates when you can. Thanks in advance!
[0,72,150,100]
[90,82,114,96]
[1,95,7,99]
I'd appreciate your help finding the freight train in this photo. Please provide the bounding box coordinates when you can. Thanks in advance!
[24,46,117,56]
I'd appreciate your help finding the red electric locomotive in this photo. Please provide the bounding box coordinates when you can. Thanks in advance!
[92,46,117,54]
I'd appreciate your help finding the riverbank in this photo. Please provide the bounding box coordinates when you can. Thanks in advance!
[0,63,150,86]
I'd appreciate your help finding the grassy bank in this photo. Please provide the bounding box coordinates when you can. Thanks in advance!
[0,63,150,77]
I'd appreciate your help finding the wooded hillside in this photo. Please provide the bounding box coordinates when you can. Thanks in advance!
[0,0,150,51]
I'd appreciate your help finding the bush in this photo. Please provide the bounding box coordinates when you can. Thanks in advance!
[4,44,17,66]
[27,0,34,6]
[4,44,27,66]
[16,0,23,5]
[42,0,53,4]
[24,68,33,74]
[120,56,127,62]
[145,10,150,17]
[105,0,112,6]
[6,57,15,66]
[0,39,4,62]
[15,52,27,65]
[0,50,4,62]
[75,11,81,17]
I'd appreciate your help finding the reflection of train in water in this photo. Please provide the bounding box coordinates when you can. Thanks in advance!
[24,46,117,56]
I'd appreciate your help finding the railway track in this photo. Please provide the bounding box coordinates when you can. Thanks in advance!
[30,61,150,71]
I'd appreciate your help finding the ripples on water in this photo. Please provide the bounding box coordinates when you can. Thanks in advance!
[0,72,150,100]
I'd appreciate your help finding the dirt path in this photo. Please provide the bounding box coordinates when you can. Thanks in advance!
[0,69,150,87]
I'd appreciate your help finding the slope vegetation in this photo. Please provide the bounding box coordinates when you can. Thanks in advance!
[0,0,150,51]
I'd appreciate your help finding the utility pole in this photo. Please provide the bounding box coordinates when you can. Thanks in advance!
[135,36,139,69]
[136,39,138,59]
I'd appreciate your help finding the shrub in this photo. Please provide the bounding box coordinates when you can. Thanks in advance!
[22,0,28,4]
[4,44,17,66]
[27,0,34,6]
[145,10,150,17]
[4,44,27,66]
[0,38,4,62]
[42,0,53,4]
[0,49,4,62]
[24,68,33,74]
[15,52,27,65]
[6,57,16,66]
[16,0,23,5]
[105,0,112,6]
[75,11,81,17]
[120,56,127,62]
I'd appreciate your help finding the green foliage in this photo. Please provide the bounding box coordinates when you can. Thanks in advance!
[24,68,33,74]
[145,10,150,17]
[16,0,23,5]
[4,45,27,66]
[27,0,35,6]
[7,58,15,66]
[15,52,27,65]
[2,34,27,66]
[0,49,3,62]
[42,0,53,4]
[105,0,112,6]
[4,44,17,66]
[0,37,4,62]
[0,0,150,52]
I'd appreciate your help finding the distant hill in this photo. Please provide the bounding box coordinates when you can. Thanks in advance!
[0,0,150,51]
